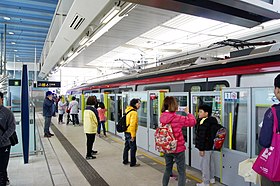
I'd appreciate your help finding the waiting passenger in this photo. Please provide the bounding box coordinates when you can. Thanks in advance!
[57,96,67,124]
[195,105,218,186]
[160,96,196,186]
[43,91,54,137]
[123,98,141,167]
[68,96,79,126]
[84,96,99,159]
[97,102,107,137]
[0,92,16,186]
[259,74,280,186]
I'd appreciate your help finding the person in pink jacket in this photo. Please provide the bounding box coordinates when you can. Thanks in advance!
[160,96,196,186]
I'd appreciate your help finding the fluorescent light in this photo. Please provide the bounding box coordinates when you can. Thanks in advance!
[3,17,11,20]
[8,32,14,35]
[67,50,74,57]
[11,42,16,45]
[79,36,89,46]
[100,6,121,24]
[14,50,18,52]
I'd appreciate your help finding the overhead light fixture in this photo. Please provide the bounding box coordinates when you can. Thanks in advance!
[67,50,74,57]
[14,50,18,52]
[100,6,121,24]
[11,42,16,45]
[3,16,11,20]
[8,32,14,35]
[79,35,89,46]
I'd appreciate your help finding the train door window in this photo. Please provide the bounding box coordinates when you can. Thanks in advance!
[150,93,158,129]
[109,96,115,121]
[191,86,201,92]
[214,84,226,91]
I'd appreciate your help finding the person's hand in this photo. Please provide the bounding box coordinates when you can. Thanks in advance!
[130,137,135,142]
[199,151,205,157]
[184,107,189,114]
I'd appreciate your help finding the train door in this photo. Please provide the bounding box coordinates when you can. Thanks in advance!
[148,91,160,155]
[125,91,148,150]
[108,94,116,134]
[190,91,221,177]
[165,92,190,165]
[251,87,278,186]
[221,88,251,186]
[116,92,129,138]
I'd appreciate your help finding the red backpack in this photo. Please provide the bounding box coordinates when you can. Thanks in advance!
[155,123,177,153]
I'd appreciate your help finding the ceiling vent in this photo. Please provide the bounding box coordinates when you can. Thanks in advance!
[69,13,85,30]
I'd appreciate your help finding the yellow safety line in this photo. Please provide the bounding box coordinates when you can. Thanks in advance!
[229,112,232,150]
[107,135,202,183]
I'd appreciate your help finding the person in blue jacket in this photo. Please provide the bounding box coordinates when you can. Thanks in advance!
[259,74,280,186]
[43,91,54,137]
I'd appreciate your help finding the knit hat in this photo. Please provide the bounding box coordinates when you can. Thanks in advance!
[274,74,280,88]
[46,91,52,97]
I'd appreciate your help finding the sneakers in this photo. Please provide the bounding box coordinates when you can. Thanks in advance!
[48,133,54,136]
[91,150,98,155]
[130,163,140,167]
[210,178,215,184]
[86,155,96,160]
[196,183,209,186]
[44,133,51,138]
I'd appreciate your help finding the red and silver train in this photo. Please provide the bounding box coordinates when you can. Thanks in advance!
[67,44,280,186]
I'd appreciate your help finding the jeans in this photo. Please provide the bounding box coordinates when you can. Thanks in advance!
[86,133,96,157]
[44,116,52,134]
[123,132,137,166]
[163,151,186,186]
[97,121,106,135]
[0,145,11,186]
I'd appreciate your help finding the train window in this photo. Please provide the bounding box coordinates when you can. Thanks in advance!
[191,86,201,92]
[109,96,115,121]
[214,84,227,91]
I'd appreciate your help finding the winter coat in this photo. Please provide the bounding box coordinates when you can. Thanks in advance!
[125,106,138,138]
[43,97,53,117]
[97,108,107,122]
[259,103,280,148]
[69,100,79,114]
[160,111,196,153]
[83,106,98,134]
[0,105,16,147]
[195,116,218,151]
[58,101,66,115]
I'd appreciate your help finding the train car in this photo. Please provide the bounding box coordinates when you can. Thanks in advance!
[67,44,280,186]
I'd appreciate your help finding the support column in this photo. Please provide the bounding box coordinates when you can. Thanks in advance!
[21,65,30,163]
[81,93,85,123]
[103,92,109,131]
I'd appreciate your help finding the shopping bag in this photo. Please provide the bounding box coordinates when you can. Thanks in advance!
[252,107,280,181]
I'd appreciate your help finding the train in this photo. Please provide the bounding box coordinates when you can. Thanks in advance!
[66,43,280,186]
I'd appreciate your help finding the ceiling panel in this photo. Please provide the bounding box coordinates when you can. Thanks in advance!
[0,0,58,63]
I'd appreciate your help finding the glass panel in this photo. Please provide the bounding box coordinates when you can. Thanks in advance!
[109,95,116,121]
[150,93,158,129]
[191,86,201,92]
[223,90,249,153]
[127,92,147,127]
[214,84,226,91]
[116,96,122,122]
[252,87,279,155]
[192,95,221,144]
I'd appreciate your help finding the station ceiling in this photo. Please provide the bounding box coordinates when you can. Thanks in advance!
[0,0,58,63]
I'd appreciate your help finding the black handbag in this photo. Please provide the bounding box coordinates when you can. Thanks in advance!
[0,125,18,146]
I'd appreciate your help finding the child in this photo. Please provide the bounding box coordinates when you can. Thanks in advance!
[195,104,217,186]
[97,102,107,137]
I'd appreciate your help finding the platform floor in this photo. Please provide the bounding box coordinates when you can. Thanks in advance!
[7,113,226,186]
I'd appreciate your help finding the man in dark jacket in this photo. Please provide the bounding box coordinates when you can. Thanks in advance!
[43,91,54,137]
[195,104,218,186]
[259,74,280,186]
[0,91,16,186]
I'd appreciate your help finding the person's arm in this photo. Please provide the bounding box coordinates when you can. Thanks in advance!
[0,110,16,144]
[129,111,138,139]
[259,108,273,148]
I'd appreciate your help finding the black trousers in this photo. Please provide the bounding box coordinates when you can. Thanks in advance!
[71,114,79,125]
[123,132,137,166]
[58,114,63,122]
[86,133,96,157]
[0,145,11,186]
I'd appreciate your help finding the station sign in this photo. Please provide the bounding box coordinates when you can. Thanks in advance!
[35,81,61,88]
[9,79,21,86]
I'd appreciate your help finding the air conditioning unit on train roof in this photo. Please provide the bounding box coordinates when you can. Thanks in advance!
[193,56,223,65]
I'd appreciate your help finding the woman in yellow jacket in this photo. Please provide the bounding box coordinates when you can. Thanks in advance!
[123,98,141,167]
[84,96,99,160]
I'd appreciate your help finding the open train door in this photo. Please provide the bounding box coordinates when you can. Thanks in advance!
[165,92,190,165]
[190,91,222,177]
[107,94,122,135]
[221,88,251,186]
